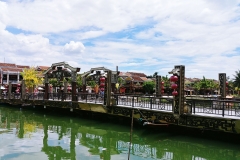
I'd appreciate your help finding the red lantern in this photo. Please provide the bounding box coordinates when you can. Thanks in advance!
[226,81,228,85]
[50,85,53,88]
[17,84,21,87]
[15,89,19,93]
[161,89,164,93]
[67,87,71,92]
[171,83,178,89]
[100,77,105,82]
[161,85,164,89]
[172,90,178,96]
[161,81,164,84]
[170,75,178,82]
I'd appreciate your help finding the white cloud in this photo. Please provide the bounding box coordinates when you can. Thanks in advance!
[64,41,85,53]
[0,0,240,79]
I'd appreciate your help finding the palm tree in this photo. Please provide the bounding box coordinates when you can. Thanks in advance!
[233,70,240,95]
[153,72,158,78]
[198,76,209,95]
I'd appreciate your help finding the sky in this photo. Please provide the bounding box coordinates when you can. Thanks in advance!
[0,0,240,80]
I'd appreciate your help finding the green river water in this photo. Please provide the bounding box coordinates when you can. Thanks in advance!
[0,104,240,160]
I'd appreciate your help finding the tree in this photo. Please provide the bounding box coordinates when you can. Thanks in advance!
[142,81,155,94]
[233,70,240,95]
[153,72,158,78]
[76,74,83,88]
[87,80,96,88]
[193,81,201,95]
[49,78,59,87]
[161,75,171,95]
[117,77,124,86]
[233,70,240,88]
[21,67,43,92]
[192,77,219,95]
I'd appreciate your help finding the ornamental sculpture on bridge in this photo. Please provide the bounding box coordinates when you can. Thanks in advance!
[43,62,80,101]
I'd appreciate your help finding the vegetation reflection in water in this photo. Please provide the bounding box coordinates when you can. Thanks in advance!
[0,105,240,160]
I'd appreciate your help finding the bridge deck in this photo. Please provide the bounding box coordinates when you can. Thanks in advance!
[2,93,240,120]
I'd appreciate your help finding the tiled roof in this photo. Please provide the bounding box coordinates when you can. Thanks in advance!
[128,72,147,77]
[119,72,131,76]
[132,76,144,82]
[17,65,30,69]
[1,68,23,72]
[0,62,30,73]
[0,63,16,68]
[36,66,50,71]
[140,77,148,81]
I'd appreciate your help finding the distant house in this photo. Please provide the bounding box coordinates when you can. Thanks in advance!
[0,62,30,92]
[118,72,148,93]
[35,66,50,78]
[0,62,30,85]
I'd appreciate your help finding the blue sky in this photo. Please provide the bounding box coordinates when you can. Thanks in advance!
[0,0,240,79]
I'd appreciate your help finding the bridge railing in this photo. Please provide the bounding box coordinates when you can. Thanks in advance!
[2,92,240,117]
[187,98,240,117]
[116,95,173,112]
[76,93,104,104]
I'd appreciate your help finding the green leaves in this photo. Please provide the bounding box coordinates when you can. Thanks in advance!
[233,70,240,89]
[142,81,155,94]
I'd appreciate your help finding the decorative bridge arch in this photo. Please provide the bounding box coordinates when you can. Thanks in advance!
[43,62,80,101]
[81,66,119,106]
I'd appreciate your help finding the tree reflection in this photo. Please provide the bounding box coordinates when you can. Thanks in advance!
[0,107,240,160]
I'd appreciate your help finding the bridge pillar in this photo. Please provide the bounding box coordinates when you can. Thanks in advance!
[104,71,112,106]
[155,75,162,97]
[44,75,49,100]
[21,80,26,100]
[219,73,226,98]
[8,82,12,100]
[71,71,77,101]
[169,65,185,117]
[0,85,2,99]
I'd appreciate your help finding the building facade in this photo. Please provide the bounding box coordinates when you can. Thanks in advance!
[0,62,30,92]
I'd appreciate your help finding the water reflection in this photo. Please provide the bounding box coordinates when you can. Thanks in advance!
[0,106,240,160]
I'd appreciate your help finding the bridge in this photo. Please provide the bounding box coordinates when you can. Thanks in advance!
[0,62,240,135]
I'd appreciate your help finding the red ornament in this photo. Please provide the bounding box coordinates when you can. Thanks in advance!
[15,89,19,93]
[161,81,164,84]
[170,75,178,82]
[172,90,178,96]
[17,84,21,87]
[171,83,178,89]
[100,77,105,82]
[226,81,228,85]
[161,89,164,93]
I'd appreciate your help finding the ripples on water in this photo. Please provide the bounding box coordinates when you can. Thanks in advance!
[0,105,240,160]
